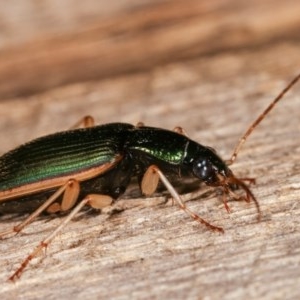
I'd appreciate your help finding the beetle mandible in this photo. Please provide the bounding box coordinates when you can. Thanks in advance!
[0,74,299,281]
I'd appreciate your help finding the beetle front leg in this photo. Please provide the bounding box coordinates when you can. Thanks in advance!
[8,193,113,281]
[141,165,224,233]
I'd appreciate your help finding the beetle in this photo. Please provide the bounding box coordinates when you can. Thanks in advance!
[0,74,299,281]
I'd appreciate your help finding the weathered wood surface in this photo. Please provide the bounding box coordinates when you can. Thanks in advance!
[0,1,300,299]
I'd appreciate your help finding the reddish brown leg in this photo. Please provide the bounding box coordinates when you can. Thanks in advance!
[69,115,95,130]
[8,193,113,281]
[141,165,224,233]
[0,179,80,239]
[173,126,189,137]
[239,178,256,185]
[136,122,145,127]
[222,191,231,213]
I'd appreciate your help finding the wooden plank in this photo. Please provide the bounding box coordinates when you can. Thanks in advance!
[0,1,300,299]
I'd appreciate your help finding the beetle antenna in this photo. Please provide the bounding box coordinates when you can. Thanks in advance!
[228,73,300,165]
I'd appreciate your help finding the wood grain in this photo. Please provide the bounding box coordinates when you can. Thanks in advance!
[0,1,300,299]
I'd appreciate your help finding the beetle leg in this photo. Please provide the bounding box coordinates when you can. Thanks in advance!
[69,115,95,130]
[222,191,231,213]
[8,193,113,281]
[0,179,80,238]
[86,194,113,209]
[173,126,189,137]
[141,165,224,233]
[141,166,160,196]
[141,166,175,206]
[238,177,256,185]
[60,179,80,211]
[225,176,261,221]
[136,122,145,127]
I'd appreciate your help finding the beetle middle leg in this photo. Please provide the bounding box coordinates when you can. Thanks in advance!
[173,126,189,137]
[69,115,95,130]
[141,165,224,233]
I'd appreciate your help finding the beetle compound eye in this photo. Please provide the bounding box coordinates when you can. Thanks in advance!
[193,159,215,183]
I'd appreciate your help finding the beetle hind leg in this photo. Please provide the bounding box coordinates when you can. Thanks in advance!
[141,165,224,233]
[8,193,113,281]
[0,179,81,239]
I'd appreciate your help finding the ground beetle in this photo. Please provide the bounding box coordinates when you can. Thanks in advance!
[0,74,299,281]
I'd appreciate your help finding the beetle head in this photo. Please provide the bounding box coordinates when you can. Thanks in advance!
[191,146,232,186]
[189,144,260,218]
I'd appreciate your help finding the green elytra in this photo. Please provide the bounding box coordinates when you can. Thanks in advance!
[0,123,132,190]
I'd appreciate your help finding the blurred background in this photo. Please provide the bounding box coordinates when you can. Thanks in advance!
[0,1,299,299]
[0,0,299,99]
[0,0,299,149]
